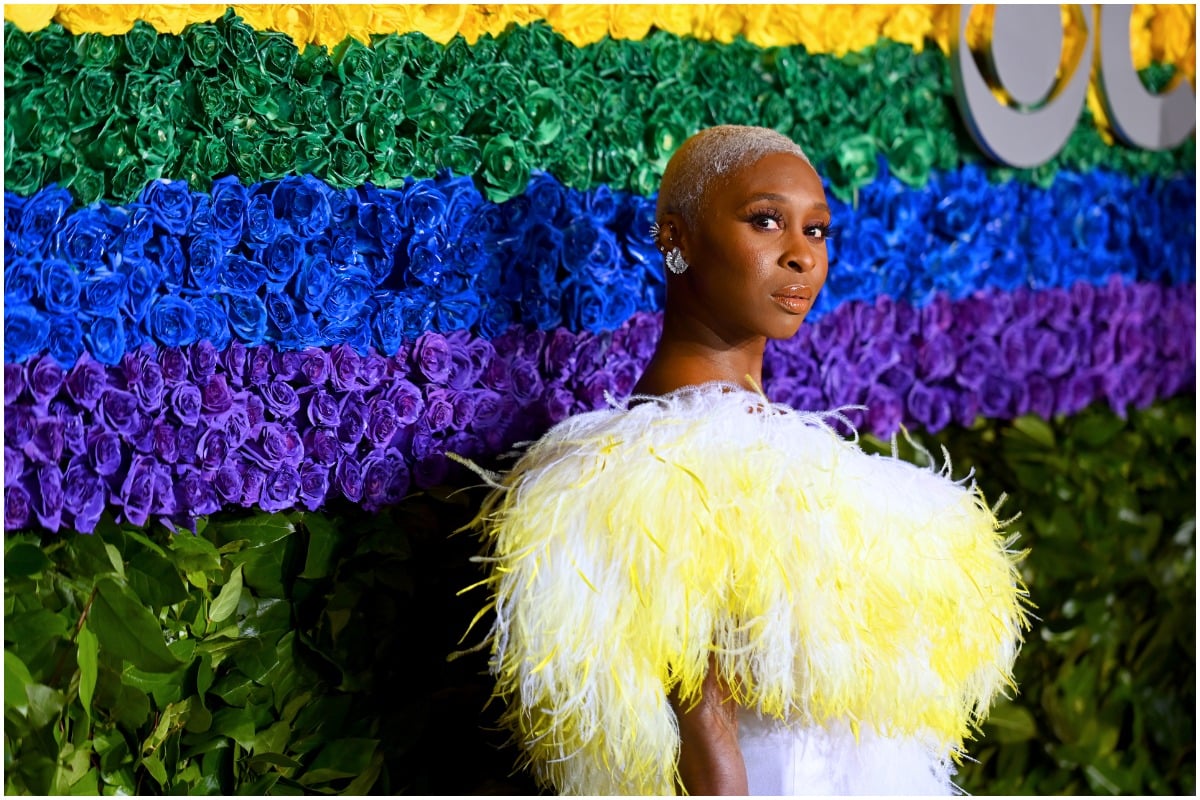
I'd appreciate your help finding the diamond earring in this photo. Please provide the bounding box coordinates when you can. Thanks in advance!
[665,248,689,274]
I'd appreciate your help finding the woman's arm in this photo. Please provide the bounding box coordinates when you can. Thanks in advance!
[670,655,748,795]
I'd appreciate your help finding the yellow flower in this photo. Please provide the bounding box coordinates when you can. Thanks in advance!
[545,4,610,46]
[408,4,470,44]
[648,3,695,38]
[881,4,938,54]
[607,4,657,41]
[3,4,57,31]
[691,4,746,44]
[1148,4,1197,80]
[138,4,224,35]
[55,3,138,35]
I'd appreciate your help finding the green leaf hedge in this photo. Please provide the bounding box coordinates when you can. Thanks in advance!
[4,397,1195,794]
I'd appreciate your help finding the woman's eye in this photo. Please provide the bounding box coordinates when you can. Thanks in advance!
[751,214,782,230]
[805,224,834,241]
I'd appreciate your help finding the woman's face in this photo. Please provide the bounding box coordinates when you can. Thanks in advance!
[672,152,831,343]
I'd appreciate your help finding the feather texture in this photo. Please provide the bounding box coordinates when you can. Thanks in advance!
[465,383,1029,795]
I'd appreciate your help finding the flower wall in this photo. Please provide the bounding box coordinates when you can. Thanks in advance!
[3,4,1195,795]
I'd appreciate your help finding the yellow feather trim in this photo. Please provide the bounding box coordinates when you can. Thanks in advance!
[464,383,1030,795]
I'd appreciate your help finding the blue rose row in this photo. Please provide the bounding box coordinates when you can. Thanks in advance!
[5,279,1193,534]
[4,164,1195,366]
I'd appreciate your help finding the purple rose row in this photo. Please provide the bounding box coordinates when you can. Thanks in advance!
[5,278,1194,533]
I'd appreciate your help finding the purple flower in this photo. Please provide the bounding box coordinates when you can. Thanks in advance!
[362,449,410,506]
[240,465,267,505]
[414,331,452,383]
[190,340,219,381]
[330,345,364,391]
[300,348,330,385]
[27,355,65,406]
[196,429,230,473]
[337,398,367,451]
[978,373,1015,418]
[152,421,179,463]
[87,430,123,477]
[389,379,424,426]
[200,375,234,415]
[259,465,301,513]
[509,359,544,404]
[907,381,953,433]
[421,395,454,433]
[335,455,363,502]
[5,362,27,405]
[222,342,249,386]
[176,466,221,517]
[366,395,401,446]
[544,383,576,424]
[4,447,24,487]
[65,354,109,411]
[249,346,273,385]
[412,452,447,490]
[170,384,202,426]
[303,428,341,465]
[117,456,157,527]
[5,483,34,530]
[262,380,301,420]
[97,388,141,436]
[306,387,341,428]
[298,462,330,511]
[62,461,105,533]
[213,462,244,503]
[468,389,505,432]
[160,348,190,385]
[1020,373,1056,419]
[481,357,511,392]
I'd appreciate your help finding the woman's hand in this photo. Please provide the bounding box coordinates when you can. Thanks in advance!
[671,655,748,795]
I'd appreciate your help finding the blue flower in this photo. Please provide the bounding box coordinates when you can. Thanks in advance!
[223,292,268,343]
[298,255,334,311]
[221,254,267,294]
[324,268,374,323]
[18,184,73,255]
[56,205,122,268]
[5,256,40,305]
[84,316,126,365]
[146,233,186,291]
[46,314,84,366]
[138,179,194,235]
[272,175,331,240]
[436,289,483,331]
[150,296,198,348]
[187,233,225,292]
[264,233,303,291]
[37,258,81,315]
[80,271,128,317]
[402,181,448,234]
[192,297,231,350]
[210,176,247,247]
[245,191,278,244]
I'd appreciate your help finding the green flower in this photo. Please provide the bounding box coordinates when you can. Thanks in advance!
[133,110,177,168]
[197,76,247,128]
[262,137,296,179]
[295,131,330,174]
[375,136,420,186]
[4,23,35,78]
[887,131,936,187]
[222,14,259,65]
[440,36,473,76]
[334,38,379,86]
[34,25,74,71]
[373,35,410,76]
[294,86,331,131]
[152,32,184,73]
[827,134,880,199]
[229,128,266,176]
[123,20,158,68]
[337,86,371,126]
[357,109,399,154]
[648,30,686,76]
[629,160,661,197]
[64,161,106,205]
[74,32,121,68]
[758,93,795,135]
[184,23,223,70]
[645,110,688,162]
[295,44,333,84]
[259,31,297,82]
[70,69,122,125]
[437,135,482,177]
[6,152,44,196]
[328,138,370,186]
[480,133,529,202]
[525,87,564,146]
[548,132,591,188]
[111,156,150,202]
[232,63,273,117]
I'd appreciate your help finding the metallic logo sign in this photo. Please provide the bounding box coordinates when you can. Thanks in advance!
[951,4,1196,168]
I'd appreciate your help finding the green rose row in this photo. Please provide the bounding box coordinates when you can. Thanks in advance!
[4,12,1194,205]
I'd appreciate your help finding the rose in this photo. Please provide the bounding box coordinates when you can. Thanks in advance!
[158,348,188,386]
[200,375,234,415]
[185,341,216,382]
[436,289,483,332]
[243,192,278,244]
[4,445,24,487]
[271,175,331,240]
[906,381,953,434]
[137,179,194,235]
[298,254,334,310]
[953,338,1000,392]
[362,449,410,507]
[151,421,178,463]
[83,316,126,366]
[412,332,453,383]
[168,384,201,430]
[26,355,65,405]
[223,292,268,343]
[25,418,63,465]
[18,184,71,254]
[334,455,364,502]
[5,306,50,362]
[261,379,301,420]
[324,268,374,323]
[421,394,454,433]
[175,466,220,518]
[213,462,244,504]
[303,428,341,466]
[5,256,39,306]
[191,297,232,350]
[240,465,267,505]
[221,402,254,450]
[5,486,32,531]
[97,388,141,436]
[36,258,81,316]
[297,462,329,511]
[60,460,105,532]
[259,465,301,513]
[79,271,127,319]
[86,429,124,477]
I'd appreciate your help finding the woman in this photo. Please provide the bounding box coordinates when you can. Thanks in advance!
[464,126,1028,795]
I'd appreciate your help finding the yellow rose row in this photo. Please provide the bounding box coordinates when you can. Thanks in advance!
[4,3,1194,73]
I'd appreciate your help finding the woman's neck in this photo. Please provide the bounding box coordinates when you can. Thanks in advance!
[632,334,766,397]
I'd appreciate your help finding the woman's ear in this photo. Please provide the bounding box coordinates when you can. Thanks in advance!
[658,211,690,261]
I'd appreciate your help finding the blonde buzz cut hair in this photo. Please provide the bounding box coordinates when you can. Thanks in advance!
[655,125,812,227]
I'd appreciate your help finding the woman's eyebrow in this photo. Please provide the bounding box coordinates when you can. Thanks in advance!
[742,193,831,214]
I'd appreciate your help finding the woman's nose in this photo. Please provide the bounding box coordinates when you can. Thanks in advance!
[783,238,817,272]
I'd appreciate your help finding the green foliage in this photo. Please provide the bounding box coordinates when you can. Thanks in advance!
[863,397,1196,795]
[5,397,1194,794]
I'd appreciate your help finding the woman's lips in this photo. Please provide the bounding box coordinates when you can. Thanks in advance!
[771,285,812,314]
